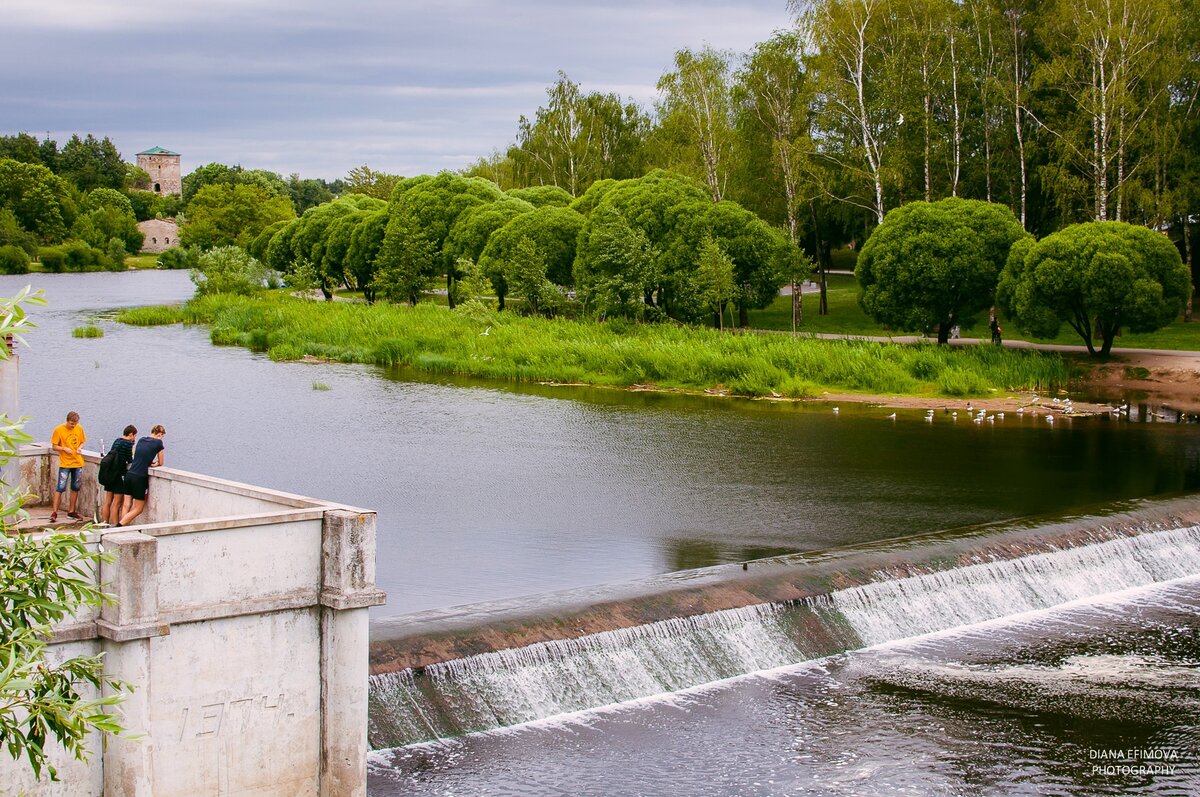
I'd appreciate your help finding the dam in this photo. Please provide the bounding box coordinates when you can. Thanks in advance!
[366,497,1200,748]
[1,445,386,796]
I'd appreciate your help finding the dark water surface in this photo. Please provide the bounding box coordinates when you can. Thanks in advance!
[8,271,1200,614]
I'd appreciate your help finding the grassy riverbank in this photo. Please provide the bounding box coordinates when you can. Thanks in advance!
[118,292,1075,399]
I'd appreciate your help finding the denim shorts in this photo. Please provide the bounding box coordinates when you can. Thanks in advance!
[56,467,83,493]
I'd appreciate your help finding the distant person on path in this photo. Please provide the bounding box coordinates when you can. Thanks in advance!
[99,425,136,525]
[118,425,165,527]
[50,411,86,523]
[990,317,1002,345]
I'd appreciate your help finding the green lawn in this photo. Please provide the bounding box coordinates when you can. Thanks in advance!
[748,274,1200,352]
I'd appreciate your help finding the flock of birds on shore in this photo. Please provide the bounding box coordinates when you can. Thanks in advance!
[830,395,1174,425]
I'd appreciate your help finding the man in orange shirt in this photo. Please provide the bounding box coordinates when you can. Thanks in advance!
[50,410,87,523]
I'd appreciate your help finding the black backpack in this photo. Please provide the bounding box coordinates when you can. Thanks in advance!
[97,447,121,485]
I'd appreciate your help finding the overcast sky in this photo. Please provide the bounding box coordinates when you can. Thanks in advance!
[2,0,793,182]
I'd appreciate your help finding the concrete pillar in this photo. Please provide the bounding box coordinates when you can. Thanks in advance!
[0,352,18,500]
[319,510,386,797]
[98,531,170,797]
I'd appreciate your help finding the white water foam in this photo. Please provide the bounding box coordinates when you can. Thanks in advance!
[370,525,1200,746]
[831,526,1200,646]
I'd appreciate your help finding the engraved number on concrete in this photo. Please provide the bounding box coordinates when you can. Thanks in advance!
[177,694,287,740]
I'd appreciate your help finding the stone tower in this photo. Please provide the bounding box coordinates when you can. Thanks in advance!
[136,146,182,197]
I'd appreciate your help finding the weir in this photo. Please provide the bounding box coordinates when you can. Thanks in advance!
[368,496,1200,748]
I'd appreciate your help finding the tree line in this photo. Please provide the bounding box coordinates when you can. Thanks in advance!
[0,132,343,274]
[245,170,800,327]
[466,0,1199,299]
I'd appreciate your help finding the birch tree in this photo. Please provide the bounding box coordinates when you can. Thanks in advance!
[656,46,737,203]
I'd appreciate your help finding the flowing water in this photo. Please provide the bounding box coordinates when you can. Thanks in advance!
[369,576,1200,796]
[7,272,1200,795]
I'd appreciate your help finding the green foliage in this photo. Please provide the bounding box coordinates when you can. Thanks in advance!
[71,203,143,255]
[0,244,30,275]
[156,246,199,270]
[41,241,109,272]
[105,237,128,270]
[57,134,125,193]
[479,205,585,303]
[694,237,738,329]
[72,324,103,338]
[857,199,1027,343]
[181,162,290,207]
[506,185,573,208]
[0,159,75,243]
[37,247,64,273]
[191,245,274,297]
[574,205,660,319]
[83,187,134,216]
[343,165,404,201]
[504,236,558,315]
[345,210,389,302]
[451,257,494,308]
[0,209,38,256]
[125,190,181,222]
[0,288,130,782]
[181,183,296,250]
[999,220,1192,355]
[511,72,650,196]
[373,212,437,305]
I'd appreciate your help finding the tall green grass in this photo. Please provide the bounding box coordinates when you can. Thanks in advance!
[116,293,1074,398]
[72,325,104,338]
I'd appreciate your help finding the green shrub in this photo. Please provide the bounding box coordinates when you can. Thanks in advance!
[62,241,105,271]
[157,246,199,270]
[0,244,30,275]
[105,237,127,271]
[191,246,274,296]
[39,247,66,273]
[938,366,990,396]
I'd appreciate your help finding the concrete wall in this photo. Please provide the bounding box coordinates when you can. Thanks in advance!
[1,450,385,797]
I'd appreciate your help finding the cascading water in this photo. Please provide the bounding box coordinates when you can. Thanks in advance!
[369,524,1200,748]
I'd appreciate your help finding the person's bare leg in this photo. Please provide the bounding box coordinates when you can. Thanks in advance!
[119,499,146,527]
[51,488,62,515]
[68,488,79,514]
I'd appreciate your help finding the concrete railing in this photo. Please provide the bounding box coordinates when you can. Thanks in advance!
[2,446,386,797]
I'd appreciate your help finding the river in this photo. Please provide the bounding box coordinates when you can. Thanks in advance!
[6,270,1200,614]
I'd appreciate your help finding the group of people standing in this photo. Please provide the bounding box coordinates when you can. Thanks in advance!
[49,411,167,527]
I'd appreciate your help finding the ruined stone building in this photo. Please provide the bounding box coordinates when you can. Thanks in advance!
[136,146,182,197]
[137,217,179,253]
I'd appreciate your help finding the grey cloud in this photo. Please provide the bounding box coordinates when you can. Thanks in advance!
[2,0,793,180]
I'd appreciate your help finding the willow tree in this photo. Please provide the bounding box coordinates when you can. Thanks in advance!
[857,198,1027,343]
[998,220,1190,355]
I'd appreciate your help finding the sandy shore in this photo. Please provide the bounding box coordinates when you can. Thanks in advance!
[808,349,1200,415]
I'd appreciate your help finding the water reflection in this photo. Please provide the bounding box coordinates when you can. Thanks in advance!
[7,271,1200,614]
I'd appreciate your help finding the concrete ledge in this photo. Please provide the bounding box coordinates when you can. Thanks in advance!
[161,589,322,625]
[321,588,388,611]
[96,619,170,641]
[50,621,100,644]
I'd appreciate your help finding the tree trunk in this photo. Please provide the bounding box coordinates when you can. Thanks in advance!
[937,323,950,345]
[1185,220,1194,322]
[446,273,456,310]
[738,303,749,328]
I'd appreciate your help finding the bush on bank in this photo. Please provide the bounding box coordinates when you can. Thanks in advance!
[118,293,1073,398]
